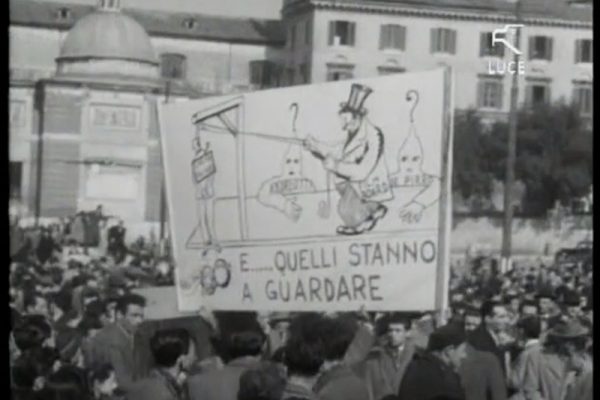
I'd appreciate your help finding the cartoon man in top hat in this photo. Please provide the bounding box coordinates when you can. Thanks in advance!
[304,83,390,235]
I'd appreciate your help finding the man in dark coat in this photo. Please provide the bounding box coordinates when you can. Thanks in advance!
[313,315,369,400]
[128,329,190,400]
[458,342,507,400]
[467,300,510,375]
[36,227,60,265]
[355,313,416,400]
[187,312,266,400]
[398,323,467,400]
[88,293,146,391]
[107,220,127,263]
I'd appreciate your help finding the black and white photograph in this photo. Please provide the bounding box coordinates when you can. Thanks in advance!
[9,1,593,400]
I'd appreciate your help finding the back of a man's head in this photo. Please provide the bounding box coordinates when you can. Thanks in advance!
[284,313,326,378]
[150,329,189,369]
[517,316,541,340]
[238,363,286,400]
[215,312,266,361]
[320,314,358,362]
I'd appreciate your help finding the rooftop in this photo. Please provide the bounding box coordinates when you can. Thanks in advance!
[284,0,593,24]
[10,0,286,46]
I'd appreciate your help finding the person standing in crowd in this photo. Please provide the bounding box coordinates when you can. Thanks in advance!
[107,220,127,264]
[187,312,267,400]
[88,293,146,391]
[128,329,193,400]
[554,320,593,400]
[519,300,539,318]
[508,316,543,399]
[467,300,511,375]
[462,306,482,334]
[237,363,287,400]
[313,314,369,400]
[23,291,50,318]
[536,290,560,331]
[458,340,507,400]
[356,313,415,400]
[281,313,324,400]
[36,226,60,266]
[398,323,468,400]
[90,364,119,400]
[514,318,568,400]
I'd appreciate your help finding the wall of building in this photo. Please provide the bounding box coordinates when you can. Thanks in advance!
[307,9,592,111]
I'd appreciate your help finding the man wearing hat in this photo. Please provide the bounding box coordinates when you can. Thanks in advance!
[536,289,561,332]
[304,83,390,235]
[397,323,467,400]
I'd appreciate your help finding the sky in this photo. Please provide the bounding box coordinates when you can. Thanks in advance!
[34,0,284,19]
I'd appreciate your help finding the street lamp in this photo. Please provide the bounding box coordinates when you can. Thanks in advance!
[501,0,522,271]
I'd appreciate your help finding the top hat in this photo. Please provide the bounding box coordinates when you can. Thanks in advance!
[339,83,373,115]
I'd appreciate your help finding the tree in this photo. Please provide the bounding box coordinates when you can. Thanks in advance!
[452,110,496,209]
[452,102,593,216]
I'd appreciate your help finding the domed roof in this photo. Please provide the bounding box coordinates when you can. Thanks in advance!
[58,7,157,65]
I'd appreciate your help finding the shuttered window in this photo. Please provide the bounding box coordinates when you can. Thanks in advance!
[328,21,356,46]
[574,39,593,63]
[528,36,553,61]
[525,80,551,106]
[249,60,276,87]
[379,24,406,50]
[573,83,593,116]
[477,78,504,109]
[430,28,457,54]
[480,32,505,57]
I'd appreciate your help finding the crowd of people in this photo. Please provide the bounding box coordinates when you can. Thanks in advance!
[9,208,593,400]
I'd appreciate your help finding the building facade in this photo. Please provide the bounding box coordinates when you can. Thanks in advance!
[279,0,593,122]
[9,0,285,228]
[10,0,593,226]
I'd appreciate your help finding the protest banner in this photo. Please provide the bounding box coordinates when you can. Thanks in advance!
[159,67,454,312]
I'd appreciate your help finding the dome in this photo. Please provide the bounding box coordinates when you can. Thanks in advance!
[58,8,157,66]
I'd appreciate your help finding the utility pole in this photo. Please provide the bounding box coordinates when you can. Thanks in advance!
[159,79,171,243]
[33,80,46,227]
[501,0,522,270]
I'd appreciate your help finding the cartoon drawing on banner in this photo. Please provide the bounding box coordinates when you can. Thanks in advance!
[160,68,453,312]
[257,103,317,221]
[179,256,232,296]
[187,125,219,254]
[389,91,441,224]
[303,83,392,235]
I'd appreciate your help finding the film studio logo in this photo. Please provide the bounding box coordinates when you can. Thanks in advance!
[488,24,526,75]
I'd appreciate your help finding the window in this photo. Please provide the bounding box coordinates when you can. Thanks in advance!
[10,100,26,128]
[575,39,593,63]
[183,18,196,30]
[379,25,406,51]
[56,7,71,20]
[326,63,354,81]
[305,19,311,45]
[286,68,295,85]
[526,80,551,107]
[290,24,297,49]
[328,21,356,46]
[299,63,309,83]
[528,36,553,61]
[430,28,457,54]
[10,162,22,201]
[160,54,187,80]
[477,77,504,109]
[249,60,276,88]
[480,32,505,57]
[573,83,593,117]
[378,66,405,76]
